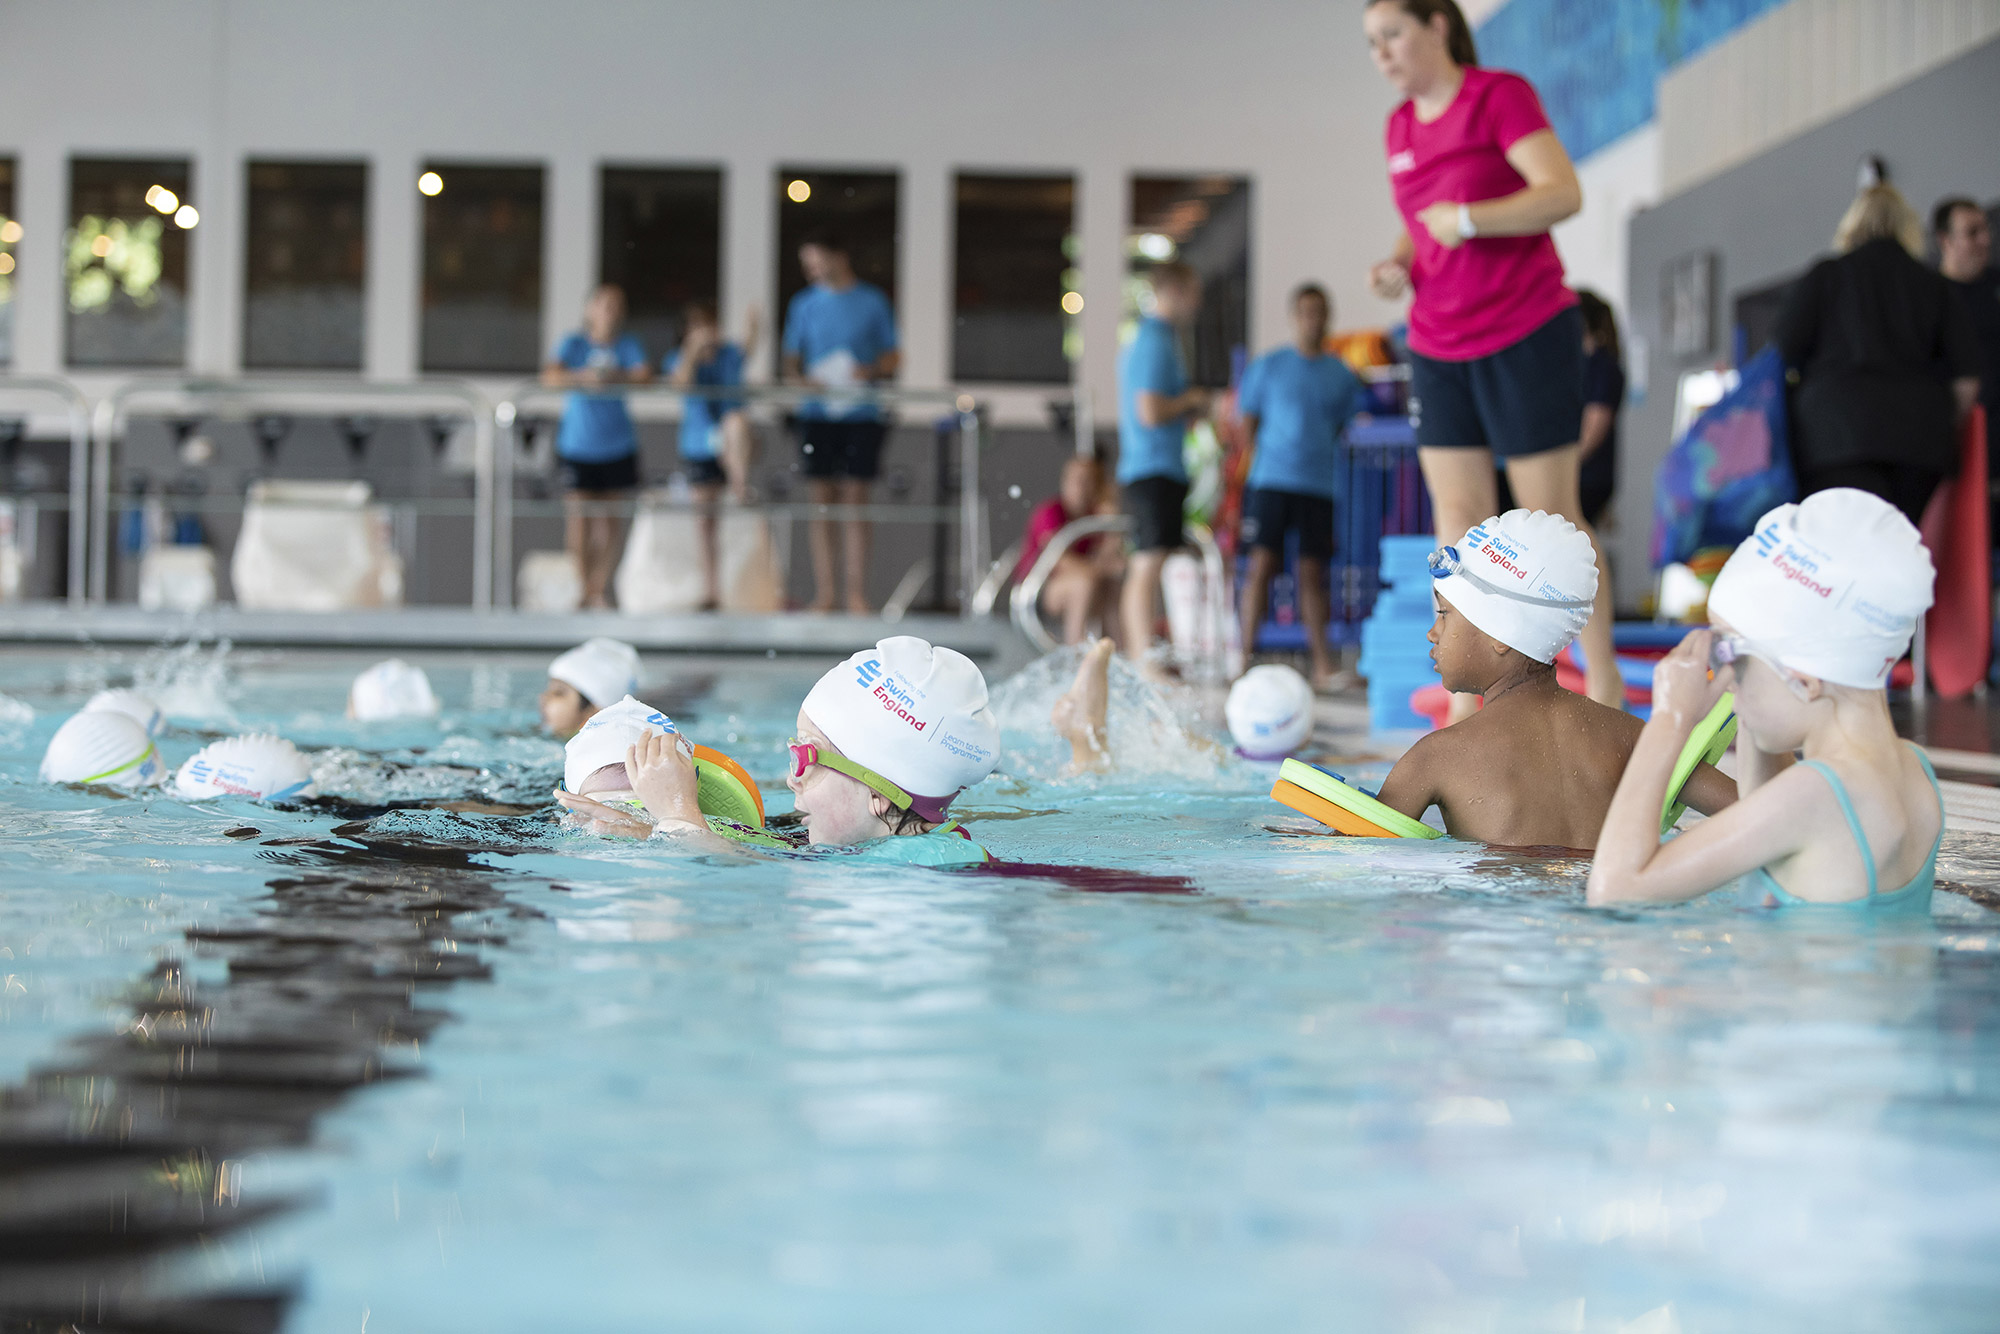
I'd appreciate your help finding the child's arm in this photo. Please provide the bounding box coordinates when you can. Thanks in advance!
[1678,760,1738,816]
[1588,632,1812,905]
[1373,733,1445,823]
[626,731,710,837]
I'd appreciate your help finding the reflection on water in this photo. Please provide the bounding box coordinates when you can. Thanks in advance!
[0,821,530,1331]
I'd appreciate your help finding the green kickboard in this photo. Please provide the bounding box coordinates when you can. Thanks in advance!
[1277,759,1444,839]
[1661,694,1737,832]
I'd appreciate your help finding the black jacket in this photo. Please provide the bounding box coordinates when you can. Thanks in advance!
[1775,238,1981,473]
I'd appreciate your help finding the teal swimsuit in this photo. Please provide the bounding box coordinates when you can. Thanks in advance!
[1740,747,1942,913]
[705,815,991,868]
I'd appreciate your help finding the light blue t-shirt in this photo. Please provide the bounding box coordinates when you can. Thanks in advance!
[1118,316,1190,484]
[781,281,898,421]
[552,332,648,463]
[662,342,745,461]
[1237,347,1365,500]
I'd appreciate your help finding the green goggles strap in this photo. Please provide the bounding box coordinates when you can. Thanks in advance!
[82,744,157,786]
[812,749,915,811]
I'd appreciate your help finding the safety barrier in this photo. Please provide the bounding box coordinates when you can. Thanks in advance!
[0,375,93,605]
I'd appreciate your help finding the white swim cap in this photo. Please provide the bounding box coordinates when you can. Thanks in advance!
[800,637,1000,820]
[562,694,688,794]
[1428,509,1598,664]
[1707,488,1935,689]
[175,734,316,802]
[548,638,642,708]
[41,711,167,788]
[1225,664,1315,759]
[84,687,165,738]
[348,659,440,720]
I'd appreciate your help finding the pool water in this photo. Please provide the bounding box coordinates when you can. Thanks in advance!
[2,643,1998,1332]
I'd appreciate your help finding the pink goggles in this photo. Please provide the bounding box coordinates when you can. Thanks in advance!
[786,738,953,823]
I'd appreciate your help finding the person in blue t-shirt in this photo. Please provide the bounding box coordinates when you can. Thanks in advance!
[542,284,653,609]
[1234,283,1365,688]
[1117,263,1211,665]
[665,301,760,610]
[780,233,900,613]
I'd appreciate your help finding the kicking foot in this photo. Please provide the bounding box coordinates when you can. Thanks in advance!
[1051,638,1115,771]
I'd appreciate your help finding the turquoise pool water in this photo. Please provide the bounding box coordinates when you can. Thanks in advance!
[2,643,1998,1332]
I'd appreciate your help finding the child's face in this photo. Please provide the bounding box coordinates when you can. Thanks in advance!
[540,680,597,739]
[1711,618,1816,748]
[1428,595,1502,694]
[786,709,889,846]
[1059,462,1098,516]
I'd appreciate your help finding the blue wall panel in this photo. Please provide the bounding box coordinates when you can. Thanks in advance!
[1476,0,1790,161]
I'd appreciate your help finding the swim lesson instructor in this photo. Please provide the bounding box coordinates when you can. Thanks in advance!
[1361,0,1621,717]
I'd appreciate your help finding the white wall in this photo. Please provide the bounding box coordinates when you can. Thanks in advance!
[0,0,1417,423]
[1552,122,1661,328]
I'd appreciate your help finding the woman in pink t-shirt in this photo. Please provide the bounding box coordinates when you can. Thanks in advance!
[1363,0,1621,711]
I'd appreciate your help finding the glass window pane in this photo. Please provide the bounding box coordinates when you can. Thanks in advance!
[953,173,1076,384]
[66,157,193,368]
[774,168,899,350]
[1128,175,1251,388]
[0,159,15,365]
[243,160,367,370]
[420,162,544,374]
[599,166,722,358]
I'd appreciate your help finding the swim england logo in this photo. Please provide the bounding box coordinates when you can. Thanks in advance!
[856,658,883,690]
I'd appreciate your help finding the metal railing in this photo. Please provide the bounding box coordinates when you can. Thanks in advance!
[89,377,494,607]
[493,381,985,617]
[0,375,94,605]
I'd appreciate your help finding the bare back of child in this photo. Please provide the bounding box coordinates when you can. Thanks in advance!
[1373,510,1733,848]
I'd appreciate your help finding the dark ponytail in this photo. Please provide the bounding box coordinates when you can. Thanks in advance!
[1370,0,1479,67]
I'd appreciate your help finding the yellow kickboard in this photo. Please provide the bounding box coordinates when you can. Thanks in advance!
[1272,759,1443,839]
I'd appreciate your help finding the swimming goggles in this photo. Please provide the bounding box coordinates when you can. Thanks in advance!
[787,738,915,811]
[1427,546,1593,609]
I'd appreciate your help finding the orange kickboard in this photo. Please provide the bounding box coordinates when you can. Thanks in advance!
[1270,778,1399,838]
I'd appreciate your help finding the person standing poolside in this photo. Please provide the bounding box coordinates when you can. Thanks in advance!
[1361,0,1620,716]
[1576,289,1625,528]
[780,233,900,613]
[666,301,760,610]
[543,284,653,610]
[1235,283,1366,690]
[1117,263,1211,668]
[1935,196,1998,482]
[1776,186,1981,524]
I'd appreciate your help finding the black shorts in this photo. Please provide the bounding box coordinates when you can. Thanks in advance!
[683,457,726,487]
[1411,305,1585,460]
[559,453,640,493]
[1122,474,1188,552]
[798,419,887,480]
[1240,487,1335,560]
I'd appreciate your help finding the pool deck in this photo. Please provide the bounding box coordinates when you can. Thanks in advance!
[0,601,1039,672]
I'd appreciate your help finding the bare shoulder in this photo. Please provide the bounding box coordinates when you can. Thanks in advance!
[1376,725,1466,816]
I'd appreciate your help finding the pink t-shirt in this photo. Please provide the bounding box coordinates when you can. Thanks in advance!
[1015,498,1098,581]
[1385,67,1577,362]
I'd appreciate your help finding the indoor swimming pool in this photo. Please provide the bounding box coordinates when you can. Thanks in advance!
[2,644,1998,1332]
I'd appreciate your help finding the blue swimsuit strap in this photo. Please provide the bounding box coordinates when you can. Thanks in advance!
[1795,745,1946,899]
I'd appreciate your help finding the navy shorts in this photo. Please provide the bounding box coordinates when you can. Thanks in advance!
[798,419,887,480]
[1240,487,1335,560]
[683,456,726,487]
[1122,474,1188,552]
[559,453,639,493]
[1410,305,1586,460]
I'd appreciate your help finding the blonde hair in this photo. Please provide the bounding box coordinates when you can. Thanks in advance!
[1834,184,1925,258]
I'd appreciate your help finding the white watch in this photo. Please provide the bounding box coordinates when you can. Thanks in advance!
[1457,204,1477,239]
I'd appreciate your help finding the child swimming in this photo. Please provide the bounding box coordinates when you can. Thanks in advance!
[539,637,641,738]
[556,636,1001,867]
[1587,489,1940,909]
[1373,508,1736,846]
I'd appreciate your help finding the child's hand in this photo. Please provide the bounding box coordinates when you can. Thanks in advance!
[627,731,702,829]
[554,788,655,839]
[1652,629,1726,729]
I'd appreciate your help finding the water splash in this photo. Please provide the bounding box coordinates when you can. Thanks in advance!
[989,645,1230,784]
[133,638,241,725]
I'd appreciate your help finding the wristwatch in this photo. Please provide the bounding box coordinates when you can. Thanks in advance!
[1457,204,1478,239]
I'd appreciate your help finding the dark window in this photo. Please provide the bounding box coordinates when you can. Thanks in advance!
[243,160,367,370]
[599,166,723,359]
[774,168,899,357]
[0,159,15,364]
[420,162,544,374]
[953,173,1076,384]
[1128,175,1252,388]
[66,157,193,367]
